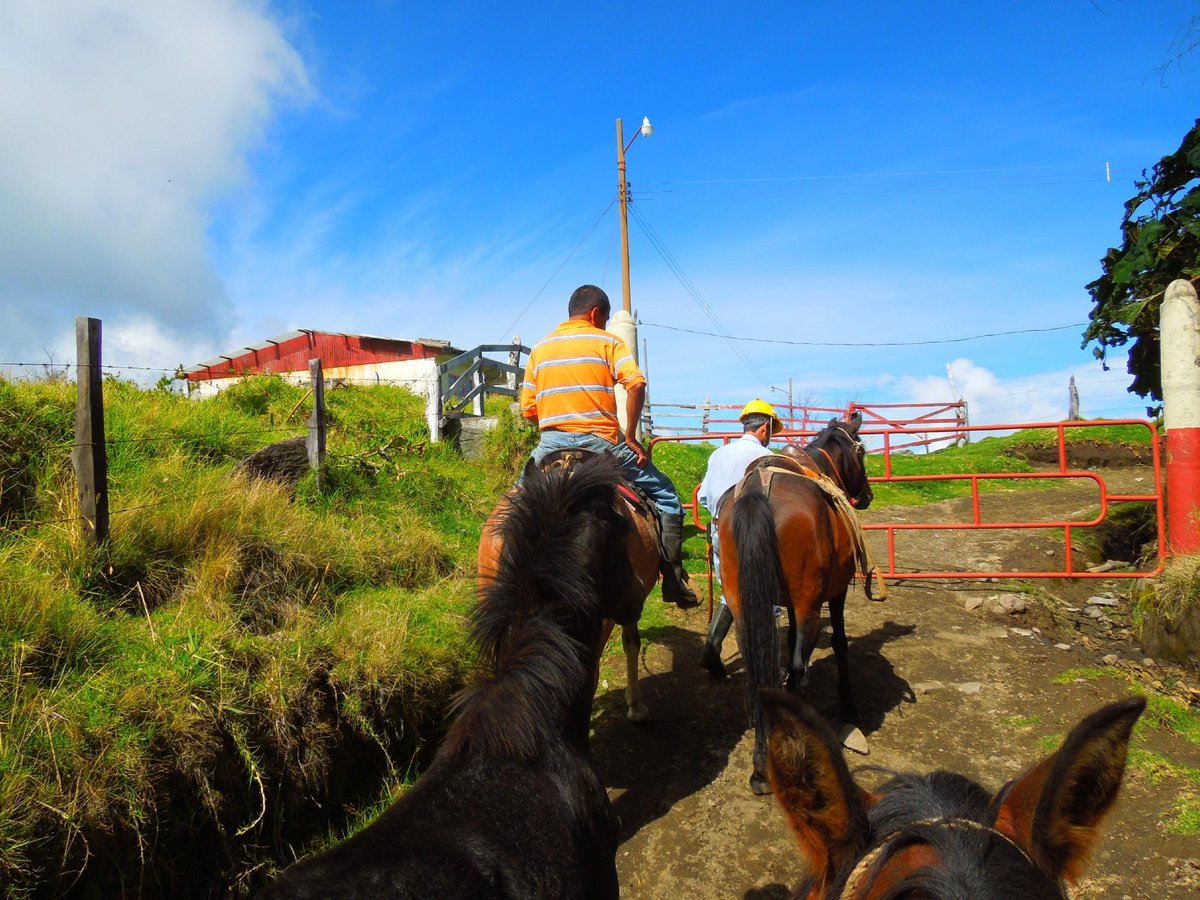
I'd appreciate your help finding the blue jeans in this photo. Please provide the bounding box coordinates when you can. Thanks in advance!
[529,431,684,516]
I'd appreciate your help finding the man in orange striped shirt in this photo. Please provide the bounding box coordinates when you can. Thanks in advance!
[521,285,699,608]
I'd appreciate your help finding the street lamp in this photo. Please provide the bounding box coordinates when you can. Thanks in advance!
[616,116,652,315]
[612,116,652,440]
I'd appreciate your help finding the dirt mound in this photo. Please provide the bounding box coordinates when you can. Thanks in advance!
[1013,440,1154,468]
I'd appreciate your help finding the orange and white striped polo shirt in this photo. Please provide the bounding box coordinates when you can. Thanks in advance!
[520,319,646,444]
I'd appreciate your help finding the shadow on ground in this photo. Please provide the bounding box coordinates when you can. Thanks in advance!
[590,623,745,841]
[590,616,917,844]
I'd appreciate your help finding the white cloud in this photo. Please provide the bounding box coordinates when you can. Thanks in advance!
[0,0,309,367]
[897,356,1147,444]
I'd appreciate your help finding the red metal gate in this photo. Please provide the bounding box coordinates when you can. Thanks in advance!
[658,418,1165,582]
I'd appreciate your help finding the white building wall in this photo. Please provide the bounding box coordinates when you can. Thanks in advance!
[188,358,442,417]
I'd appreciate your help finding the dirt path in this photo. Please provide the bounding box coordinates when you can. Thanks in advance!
[590,468,1200,899]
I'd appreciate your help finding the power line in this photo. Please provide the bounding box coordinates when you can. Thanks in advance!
[628,203,773,391]
[640,320,1089,347]
[640,161,1136,188]
[496,199,616,342]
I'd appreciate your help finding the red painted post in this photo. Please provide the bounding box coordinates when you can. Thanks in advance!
[1162,279,1200,554]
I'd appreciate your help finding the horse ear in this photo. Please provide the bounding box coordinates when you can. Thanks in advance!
[991,696,1145,885]
[763,690,871,886]
[522,456,540,481]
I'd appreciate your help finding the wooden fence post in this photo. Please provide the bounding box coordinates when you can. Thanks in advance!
[73,316,109,545]
[307,359,326,490]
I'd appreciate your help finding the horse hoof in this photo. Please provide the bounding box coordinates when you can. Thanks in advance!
[627,703,651,725]
[699,649,727,679]
[749,773,772,796]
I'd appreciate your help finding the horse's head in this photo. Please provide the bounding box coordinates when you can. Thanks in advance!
[814,413,872,509]
[762,690,1145,899]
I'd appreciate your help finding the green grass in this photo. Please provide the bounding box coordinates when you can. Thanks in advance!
[1050,666,1122,684]
[0,374,509,897]
[1000,714,1041,729]
[871,423,1151,507]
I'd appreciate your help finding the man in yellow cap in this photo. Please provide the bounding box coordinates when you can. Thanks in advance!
[696,399,784,675]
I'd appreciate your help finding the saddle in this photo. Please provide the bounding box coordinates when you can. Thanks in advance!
[734,456,887,601]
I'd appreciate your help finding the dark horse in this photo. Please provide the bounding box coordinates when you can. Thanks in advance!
[478,451,662,723]
[258,456,637,898]
[762,690,1146,899]
[718,413,874,793]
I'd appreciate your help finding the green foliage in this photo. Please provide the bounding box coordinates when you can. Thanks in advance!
[1083,118,1200,412]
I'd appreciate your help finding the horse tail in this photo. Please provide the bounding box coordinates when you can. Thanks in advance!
[731,476,784,719]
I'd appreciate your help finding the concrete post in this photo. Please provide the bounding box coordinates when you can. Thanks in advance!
[608,309,639,441]
[426,360,443,442]
[1162,278,1200,553]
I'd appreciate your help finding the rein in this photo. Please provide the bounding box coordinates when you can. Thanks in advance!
[838,817,1036,899]
[813,445,847,496]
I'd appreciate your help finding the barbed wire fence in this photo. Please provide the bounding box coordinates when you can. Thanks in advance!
[1,319,536,545]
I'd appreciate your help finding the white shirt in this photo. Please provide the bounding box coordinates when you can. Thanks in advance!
[697,433,774,518]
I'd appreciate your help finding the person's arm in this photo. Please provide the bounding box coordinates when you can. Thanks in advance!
[624,381,648,465]
[519,354,539,427]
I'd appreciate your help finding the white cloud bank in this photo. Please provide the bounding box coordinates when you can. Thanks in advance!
[895,356,1146,447]
[0,0,308,372]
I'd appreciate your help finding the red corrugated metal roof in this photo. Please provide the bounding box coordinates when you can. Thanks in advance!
[184,330,458,382]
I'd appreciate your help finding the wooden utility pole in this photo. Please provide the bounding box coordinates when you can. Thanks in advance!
[73,317,109,545]
[307,359,326,490]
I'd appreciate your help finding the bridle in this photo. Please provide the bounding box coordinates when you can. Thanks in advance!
[811,424,867,506]
[836,816,1040,899]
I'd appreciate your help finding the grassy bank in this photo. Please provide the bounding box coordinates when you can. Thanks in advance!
[0,376,531,897]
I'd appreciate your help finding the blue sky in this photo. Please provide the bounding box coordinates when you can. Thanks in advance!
[2,1,1197,428]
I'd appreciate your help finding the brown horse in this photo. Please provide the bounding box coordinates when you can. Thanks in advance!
[258,455,634,898]
[718,414,874,793]
[762,690,1145,899]
[478,450,661,723]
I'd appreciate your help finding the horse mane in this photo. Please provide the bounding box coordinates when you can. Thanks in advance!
[445,455,622,761]
[805,419,841,453]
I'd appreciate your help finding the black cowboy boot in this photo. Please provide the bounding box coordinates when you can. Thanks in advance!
[699,602,734,678]
[659,513,701,608]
